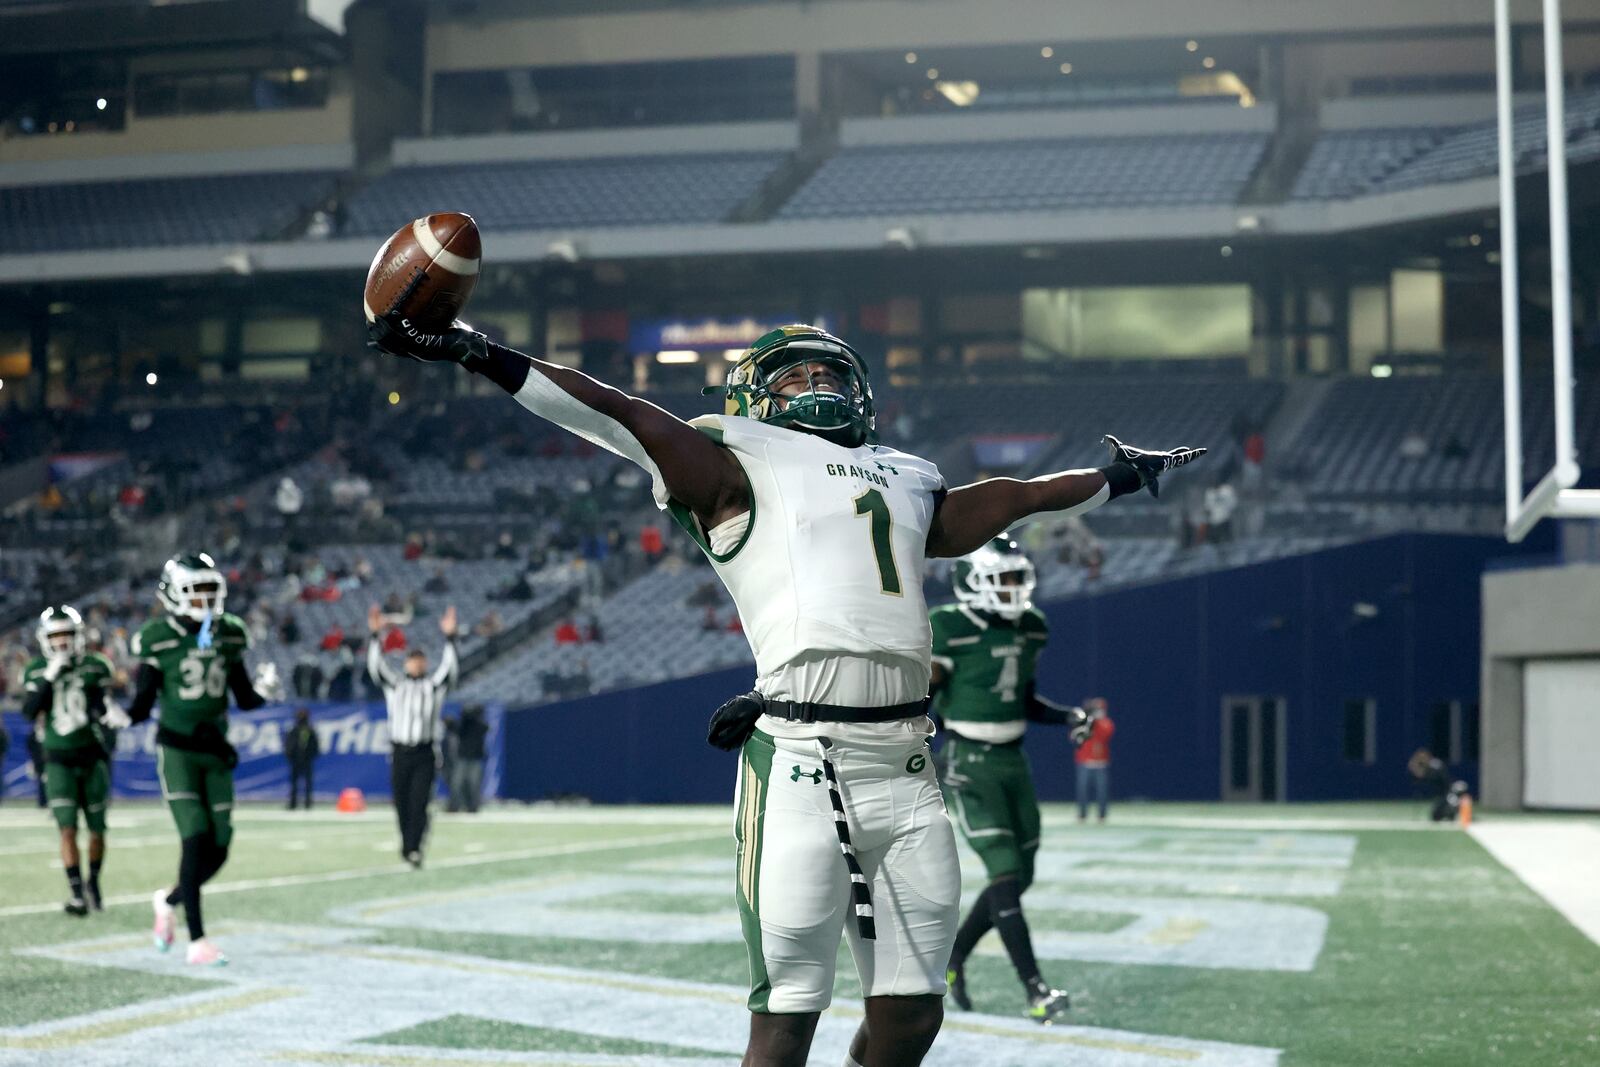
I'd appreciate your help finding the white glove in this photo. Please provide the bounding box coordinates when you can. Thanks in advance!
[41,656,69,683]
[100,701,132,730]
[252,663,283,701]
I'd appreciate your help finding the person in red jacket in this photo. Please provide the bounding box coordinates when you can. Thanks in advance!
[1075,698,1115,822]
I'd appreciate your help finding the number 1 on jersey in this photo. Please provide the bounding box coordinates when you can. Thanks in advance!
[853,488,903,596]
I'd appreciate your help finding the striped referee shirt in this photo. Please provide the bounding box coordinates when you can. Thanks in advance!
[367,638,458,746]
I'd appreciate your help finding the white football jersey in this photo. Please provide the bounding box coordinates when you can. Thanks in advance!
[668,415,945,709]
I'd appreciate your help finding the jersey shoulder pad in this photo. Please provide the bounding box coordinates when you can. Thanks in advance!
[83,652,116,675]
[867,443,943,491]
[22,656,46,681]
[687,413,726,437]
[1022,607,1049,635]
[216,613,252,647]
[931,603,981,642]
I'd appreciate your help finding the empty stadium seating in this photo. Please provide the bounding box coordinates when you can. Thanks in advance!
[777,133,1268,219]
[0,171,338,252]
[342,151,786,234]
[1294,89,1600,199]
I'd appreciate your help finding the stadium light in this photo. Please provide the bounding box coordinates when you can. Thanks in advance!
[388,391,401,405]
[1370,364,1393,378]
[926,68,939,80]
[1186,40,1199,52]
[1203,56,1216,69]
[656,350,699,364]
[904,52,917,64]
[96,98,107,111]
[723,349,746,362]
[1041,47,1053,58]
[1059,63,1073,75]
[145,372,158,386]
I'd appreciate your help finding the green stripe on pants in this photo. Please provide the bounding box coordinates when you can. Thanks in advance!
[736,729,775,1012]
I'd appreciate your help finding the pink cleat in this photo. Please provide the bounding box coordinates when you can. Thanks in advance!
[151,890,175,953]
[185,938,228,967]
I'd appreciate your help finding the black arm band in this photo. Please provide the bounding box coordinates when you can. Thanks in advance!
[127,664,161,724]
[473,341,533,395]
[228,661,265,711]
[1098,461,1143,500]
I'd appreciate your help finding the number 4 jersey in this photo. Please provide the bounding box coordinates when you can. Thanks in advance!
[929,603,1049,744]
[22,652,115,753]
[130,613,251,736]
[668,415,945,710]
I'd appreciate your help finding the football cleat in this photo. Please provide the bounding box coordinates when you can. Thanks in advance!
[152,889,176,952]
[63,897,89,918]
[1026,982,1070,1024]
[185,939,227,967]
[946,964,973,1011]
[405,851,423,869]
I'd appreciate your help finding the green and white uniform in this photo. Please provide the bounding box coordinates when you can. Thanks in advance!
[23,653,115,833]
[131,613,251,846]
[932,604,1050,887]
[668,414,960,1013]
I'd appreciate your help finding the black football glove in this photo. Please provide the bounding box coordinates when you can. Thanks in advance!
[708,690,767,751]
[367,314,488,369]
[1101,434,1207,499]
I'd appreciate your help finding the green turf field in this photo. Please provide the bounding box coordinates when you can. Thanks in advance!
[1,801,1595,1066]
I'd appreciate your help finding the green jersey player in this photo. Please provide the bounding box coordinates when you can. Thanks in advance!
[369,310,1204,1067]
[20,605,127,916]
[931,537,1091,1023]
[126,552,276,967]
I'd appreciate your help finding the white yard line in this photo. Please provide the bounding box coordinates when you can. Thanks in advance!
[0,828,725,918]
[1470,821,1600,948]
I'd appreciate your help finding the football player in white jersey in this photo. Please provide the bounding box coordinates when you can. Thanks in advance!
[369,314,1203,1067]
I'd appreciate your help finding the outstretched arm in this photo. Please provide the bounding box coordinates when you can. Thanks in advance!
[369,318,747,527]
[926,435,1206,558]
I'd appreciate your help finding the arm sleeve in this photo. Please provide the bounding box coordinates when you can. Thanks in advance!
[430,639,459,689]
[83,684,107,718]
[21,681,51,722]
[1024,681,1082,726]
[126,664,162,724]
[508,361,670,509]
[228,661,265,711]
[367,638,398,688]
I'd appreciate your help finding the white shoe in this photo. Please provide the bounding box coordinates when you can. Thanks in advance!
[152,889,176,952]
[185,938,228,967]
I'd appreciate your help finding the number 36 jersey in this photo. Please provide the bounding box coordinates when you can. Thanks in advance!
[668,415,946,702]
[130,613,251,736]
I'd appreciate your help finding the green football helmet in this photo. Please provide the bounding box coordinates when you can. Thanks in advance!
[716,324,875,447]
[952,536,1036,622]
[157,552,227,622]
[36,605,85,659]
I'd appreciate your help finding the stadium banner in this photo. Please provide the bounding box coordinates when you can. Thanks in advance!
[0,702,504,804]
[970,433,1056,471]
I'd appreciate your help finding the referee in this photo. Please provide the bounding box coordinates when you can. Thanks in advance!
[367,604,459,868]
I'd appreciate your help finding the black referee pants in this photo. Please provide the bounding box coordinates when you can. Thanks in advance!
[391,743,435,857]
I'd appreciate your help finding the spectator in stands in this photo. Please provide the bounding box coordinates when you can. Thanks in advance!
[702,605,722,632]
[582,612,604,644]
[283,708,320,810]
[424,567,450,594]
[1075,699,1115,822]
[275,476,303,521]
[382,626,409,654]
[1206,482,1239,544]
[403,532,425,561]
[319,623,345,652]
[446,705,490,814]
[326,647,357,702]
[1400,431,1429,460]
[639,523,665,559]
[292,653,324,700]
[473,611,505,639]
[493,531,518,560]
[554,619,582,645]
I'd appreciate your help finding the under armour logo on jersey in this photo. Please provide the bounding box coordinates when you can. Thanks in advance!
[791,765,823,784]
[873,460,899,476]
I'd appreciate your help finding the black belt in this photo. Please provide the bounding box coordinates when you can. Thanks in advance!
[764,699,928,725]
[157,723,239,768]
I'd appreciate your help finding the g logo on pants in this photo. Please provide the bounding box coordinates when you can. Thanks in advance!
[905,753,927,774]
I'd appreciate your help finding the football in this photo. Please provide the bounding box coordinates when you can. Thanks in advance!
[362,211,481,329]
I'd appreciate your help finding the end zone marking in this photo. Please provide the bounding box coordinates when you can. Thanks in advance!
[1145,918,1209,946]
[0,986,300,1050]
[1470,822,1600,948]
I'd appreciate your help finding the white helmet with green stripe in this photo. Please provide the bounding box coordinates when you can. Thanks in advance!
[952,536,1036,622]
[36,604,85,658]
[157,551,227,623]
[716,324,876,447]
